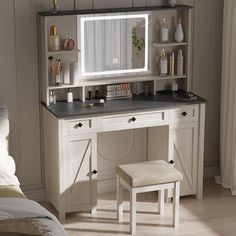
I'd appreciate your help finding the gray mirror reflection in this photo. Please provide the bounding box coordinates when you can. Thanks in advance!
[82,15,148,76]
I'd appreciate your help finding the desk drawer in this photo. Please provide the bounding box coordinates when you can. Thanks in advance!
[100,111,167,132]
[68,119,92,135]
[171,105,198,124]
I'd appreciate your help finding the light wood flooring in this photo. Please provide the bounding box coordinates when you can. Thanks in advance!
[45,179,236,236]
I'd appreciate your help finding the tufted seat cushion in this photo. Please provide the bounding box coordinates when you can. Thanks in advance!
[116,160,183,187]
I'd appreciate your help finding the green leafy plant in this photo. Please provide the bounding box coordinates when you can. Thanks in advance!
[132,28,145,56]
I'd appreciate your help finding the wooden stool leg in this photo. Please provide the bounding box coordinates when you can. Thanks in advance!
[117,176,123,221]
[130,189,136,235]
[158,189,164,216]
[173,181,180,227]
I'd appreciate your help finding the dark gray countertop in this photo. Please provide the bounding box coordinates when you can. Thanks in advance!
[42,92,206,119]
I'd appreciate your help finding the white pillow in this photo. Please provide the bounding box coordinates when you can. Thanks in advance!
[0,137,20,186]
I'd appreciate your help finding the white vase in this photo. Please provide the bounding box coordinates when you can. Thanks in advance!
[168,0,176,7]
[175,19,184,43]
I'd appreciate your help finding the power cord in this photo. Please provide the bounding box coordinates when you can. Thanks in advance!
[172,90,197,101]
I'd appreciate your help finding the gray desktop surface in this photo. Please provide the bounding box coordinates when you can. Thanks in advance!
[42,93,206,119]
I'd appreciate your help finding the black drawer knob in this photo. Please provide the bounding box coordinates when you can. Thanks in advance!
[131,117,136,122]
[169,160,174,164]
[92,170,97,175]
[74,123,83,129]
[182,112,187,116]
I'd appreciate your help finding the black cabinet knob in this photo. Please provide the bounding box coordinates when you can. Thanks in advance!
[169,160,174,164]
[131,117,136,122]
[182,112,187,116]
[78,122,83,127]
[92,170,97,175]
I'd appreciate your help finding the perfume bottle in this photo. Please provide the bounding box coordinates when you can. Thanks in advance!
[160,19,168,43]
[49,0,60,14]
[160,49,168,76]
[64,35,75,50]
[48,25,60,51]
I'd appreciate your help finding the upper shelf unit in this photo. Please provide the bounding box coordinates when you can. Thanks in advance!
[39,5,194,105]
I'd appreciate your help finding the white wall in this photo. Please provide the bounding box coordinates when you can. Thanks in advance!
[0,0,222,198]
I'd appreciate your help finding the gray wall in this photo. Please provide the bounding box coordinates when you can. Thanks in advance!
[0,0,223,193]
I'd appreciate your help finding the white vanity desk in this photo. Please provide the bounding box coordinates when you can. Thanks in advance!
[38,4,204,219]
[42,94,206,219]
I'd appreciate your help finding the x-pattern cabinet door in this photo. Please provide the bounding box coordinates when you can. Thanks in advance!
[169,122,198,196]
[63,133,97,212]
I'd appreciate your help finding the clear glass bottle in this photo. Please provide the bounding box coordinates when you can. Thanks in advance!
[160,19,168,43]
[160,49,168,76]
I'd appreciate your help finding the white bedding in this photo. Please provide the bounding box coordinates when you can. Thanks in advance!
[0,198,67,235]
[0,138,19,186]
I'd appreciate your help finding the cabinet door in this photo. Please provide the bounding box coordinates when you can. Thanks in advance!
[64,134,97,212]
[169,122,198,196]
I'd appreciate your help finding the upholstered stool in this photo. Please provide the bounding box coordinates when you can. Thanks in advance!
[115,160,183,235]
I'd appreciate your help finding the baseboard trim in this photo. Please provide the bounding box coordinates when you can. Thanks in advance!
[24,189,45,202]
[204,159,220,179]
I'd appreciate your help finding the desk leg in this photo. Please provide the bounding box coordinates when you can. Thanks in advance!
[158,189,165,216]
[117,176,123,221]
[197,104,205,200]
[130,189,136,235]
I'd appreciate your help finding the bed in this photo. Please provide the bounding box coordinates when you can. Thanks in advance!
[0,106,67,236]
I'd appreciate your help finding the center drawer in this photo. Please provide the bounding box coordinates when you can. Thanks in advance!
[100,111,167,132]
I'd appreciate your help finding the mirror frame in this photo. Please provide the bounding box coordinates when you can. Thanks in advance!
[80,13,149,77]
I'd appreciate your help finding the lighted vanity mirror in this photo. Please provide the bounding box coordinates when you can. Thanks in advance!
[80,13,149,77]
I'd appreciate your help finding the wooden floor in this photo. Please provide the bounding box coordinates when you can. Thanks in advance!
[45,179,236,236]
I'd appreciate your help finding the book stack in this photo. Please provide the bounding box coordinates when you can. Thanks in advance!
[105,83,132,100]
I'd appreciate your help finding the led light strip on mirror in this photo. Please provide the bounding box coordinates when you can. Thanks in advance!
[80,13,149,77]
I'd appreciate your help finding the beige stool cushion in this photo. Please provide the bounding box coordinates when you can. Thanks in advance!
[116,160,183,187]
